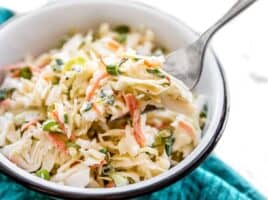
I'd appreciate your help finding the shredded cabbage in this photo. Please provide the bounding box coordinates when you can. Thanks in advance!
[0,23,206,188]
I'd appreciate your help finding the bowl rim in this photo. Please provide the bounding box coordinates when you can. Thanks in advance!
[0,1,230,199]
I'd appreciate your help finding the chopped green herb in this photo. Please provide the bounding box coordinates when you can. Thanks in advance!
[200,104,208,118]
[106,65,119,76]
[100,90,115,105]
[199,104,208,130]
[115,33,127,44]
[114,25,130,34]
[0,90,7,101]
[153,129,174,156]
[36,169,50,180]
[0,88,14,101]
[19,67,32,79]
[64,57,86,71]
[146,68,165,78]
[66,142,80,149]
[55,58,64,65]
[42,120,59,132]
[100,90,106,99]
[164,137,175,156]
[83,103,93,112]
[63,114,68,124]
[99,148,108,154]
[127,177,135,184]
[153,129,171,147]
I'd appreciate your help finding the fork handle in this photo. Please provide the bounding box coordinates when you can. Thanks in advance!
[199,0,257,49]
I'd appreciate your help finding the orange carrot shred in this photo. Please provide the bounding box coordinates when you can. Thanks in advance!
[85,72,108,101]
[21,119,39,132]
[52,111,66,134]
[92,103,102,116]
[47,133,67,153]
[107,40,120,51]
[179,121,195,139]
[123,94,146,147]
[106,181,116,188]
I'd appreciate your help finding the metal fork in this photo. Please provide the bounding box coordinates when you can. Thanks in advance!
[163,0,257,90]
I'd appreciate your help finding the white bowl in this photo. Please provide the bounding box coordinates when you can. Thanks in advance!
[0,0,229,199]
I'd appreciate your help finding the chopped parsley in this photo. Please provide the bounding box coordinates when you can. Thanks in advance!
[106,65,120,76]
[114,25,130,34]
[19,67,32,79]
[42,120,60,132]
[36,169,50,180]
[63,114,68,124]
[153,129,174,156]
[164,137,175,156]
[146,68,165,78]
[100,90,115,105]
[200,104,208,118]
[0,88,14,101]
[83,103,93,112]
[99,148,108,154]
[115,33,127,44]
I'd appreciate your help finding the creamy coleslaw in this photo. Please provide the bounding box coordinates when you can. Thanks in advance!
[0,24,206,188]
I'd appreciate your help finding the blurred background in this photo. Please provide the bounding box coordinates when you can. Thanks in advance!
[0,0,267,196]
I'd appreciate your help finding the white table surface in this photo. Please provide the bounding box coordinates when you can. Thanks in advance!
[0,0,267,197]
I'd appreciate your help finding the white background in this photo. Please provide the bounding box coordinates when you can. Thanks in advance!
[0,0,267,197]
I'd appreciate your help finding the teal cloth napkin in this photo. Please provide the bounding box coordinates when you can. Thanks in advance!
[0,7,265,200]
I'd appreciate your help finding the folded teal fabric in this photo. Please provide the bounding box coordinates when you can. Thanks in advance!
[0,7,265,200]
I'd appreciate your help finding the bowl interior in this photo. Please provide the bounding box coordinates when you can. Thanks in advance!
[0,0,227,199]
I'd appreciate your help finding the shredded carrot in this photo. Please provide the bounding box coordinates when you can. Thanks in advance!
[106,181,116,188]
[47,133,67,153]
[144,59,161,67]
[9,155,20,165]
[90,160,107,169]
[70,133,76,141]
[10,70,20,78]
[106,39,120,51]
[0,99,11,107]
[179,121,195,139]
[43,75,51,81]
[166,76,171,83]
[92,102,102,116]
[52,111,66,134]
[148,122,169,130]
[30,66,41,73]
[21,119,39,132]
[85,72,108,101]
[123,94,146,147]
[99,56,107,71]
